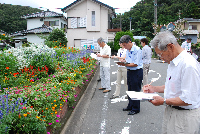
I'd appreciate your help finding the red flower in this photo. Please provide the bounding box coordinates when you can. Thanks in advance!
[6,67,9,69]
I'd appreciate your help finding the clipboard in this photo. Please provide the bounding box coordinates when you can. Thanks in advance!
[126,91,159,101]
[114,61,130,64]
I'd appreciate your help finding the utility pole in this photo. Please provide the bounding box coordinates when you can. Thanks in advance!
[154,0,157,34]
[178,10,181,20]
[129,17,132,32]
[120,13,122,31]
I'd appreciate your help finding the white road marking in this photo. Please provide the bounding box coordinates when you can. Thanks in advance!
[119,117,134,134]
[111,95,128,103]
[100,93,109,134]
[111,81,117,85]
[148,70,161,83]
[112,71,117,74]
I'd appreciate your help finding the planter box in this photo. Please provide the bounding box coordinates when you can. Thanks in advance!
[47,66,98,133]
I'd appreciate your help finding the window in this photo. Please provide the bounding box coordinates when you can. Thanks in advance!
[70,17,86,28]
[92,11,95,26]
[49,20,59,26]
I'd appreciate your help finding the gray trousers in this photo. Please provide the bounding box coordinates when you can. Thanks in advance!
[100,66,111,90]
[143,64,150,85]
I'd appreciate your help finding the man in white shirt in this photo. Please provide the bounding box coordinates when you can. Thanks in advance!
[143,31,200,134]
[97,37,111,93]
[110,43,128,99]
[181,37,192,54]
[141,38,152,85]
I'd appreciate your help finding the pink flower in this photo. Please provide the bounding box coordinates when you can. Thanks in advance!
[53,75,55,78]
[56,115,60,118]
[49,123,52,125]
[35,98,37,100]
[56,120,59,122]
[47,132,50,134]
[86,80,88,81]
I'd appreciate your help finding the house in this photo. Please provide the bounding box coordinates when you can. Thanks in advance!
[11,10,67,46]
[180,18,200,43]
[61,0,120,50]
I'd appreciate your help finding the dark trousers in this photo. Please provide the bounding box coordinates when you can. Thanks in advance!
[127,68,143,112]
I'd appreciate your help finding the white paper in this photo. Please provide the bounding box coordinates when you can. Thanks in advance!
[126,91,159,100]
[90,53,97,59]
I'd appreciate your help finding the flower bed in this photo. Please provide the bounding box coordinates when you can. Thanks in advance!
[0,44,97,134]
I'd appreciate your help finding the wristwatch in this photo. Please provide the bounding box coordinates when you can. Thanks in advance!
[163,98,167,105]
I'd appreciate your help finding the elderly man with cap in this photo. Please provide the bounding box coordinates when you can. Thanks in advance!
[117,35,143,115]
[143,31,200,134]
[181,37,193,54]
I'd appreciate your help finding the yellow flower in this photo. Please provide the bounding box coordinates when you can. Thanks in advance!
[54,104,57,107]
[3,34,5,36]
[55,111,57,114]
[54,100,56,102]
[36,116,40,118]
[23,114,27,117]
[74,74,76,76]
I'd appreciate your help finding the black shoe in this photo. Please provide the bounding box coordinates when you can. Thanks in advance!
[125,95,128,99]
[128,111,139,115]
[99,88,106,90]
[123,108,131,111]
[110,95,119,99]
[97,78,101,82]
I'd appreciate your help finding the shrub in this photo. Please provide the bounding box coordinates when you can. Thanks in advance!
[44,28,68,48]
[114,31,134,52]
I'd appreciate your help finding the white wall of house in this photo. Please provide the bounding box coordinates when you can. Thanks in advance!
[26,34,46,44]
[66,0,114,48]
[27,17,67,30]
[27,18,44,29]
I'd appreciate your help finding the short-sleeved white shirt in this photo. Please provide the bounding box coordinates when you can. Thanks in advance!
[181,41,191,51]
[164,50,200,109]
[117,48,127,67]
[100,44,111,68]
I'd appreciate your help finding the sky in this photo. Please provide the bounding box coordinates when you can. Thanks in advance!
[1,0,141,14]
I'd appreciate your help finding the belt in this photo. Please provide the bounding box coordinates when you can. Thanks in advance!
[127,68,142,71]
[169,105,190,110]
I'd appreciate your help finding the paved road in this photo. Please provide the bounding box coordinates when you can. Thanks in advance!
[61,58,168,134]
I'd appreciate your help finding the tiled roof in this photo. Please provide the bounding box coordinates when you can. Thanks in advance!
[21,11,66,20]
[11,24,53,36]
[10,31,25,37]
[183,30,199,35]
[62,0,114,12]
[24,24,53,34]
[183,18,200,22]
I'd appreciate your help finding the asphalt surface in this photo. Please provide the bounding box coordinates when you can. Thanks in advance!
[61,58,169,134]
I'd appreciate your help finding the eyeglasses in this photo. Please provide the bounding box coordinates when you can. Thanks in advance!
[157,52,163,57]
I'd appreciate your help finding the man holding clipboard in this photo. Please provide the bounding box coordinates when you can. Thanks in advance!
[117,35,143,115]
[143,31,200,134]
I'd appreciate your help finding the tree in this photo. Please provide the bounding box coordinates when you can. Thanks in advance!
[0,4,42,34]
[112,0,200,39]
[113,31,134,52]
[43,28,68,48]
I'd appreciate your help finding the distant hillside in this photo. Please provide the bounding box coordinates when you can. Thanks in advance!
[0,4,42,34]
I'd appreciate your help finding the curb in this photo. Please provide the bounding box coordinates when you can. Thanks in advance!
[60,65,100,134]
